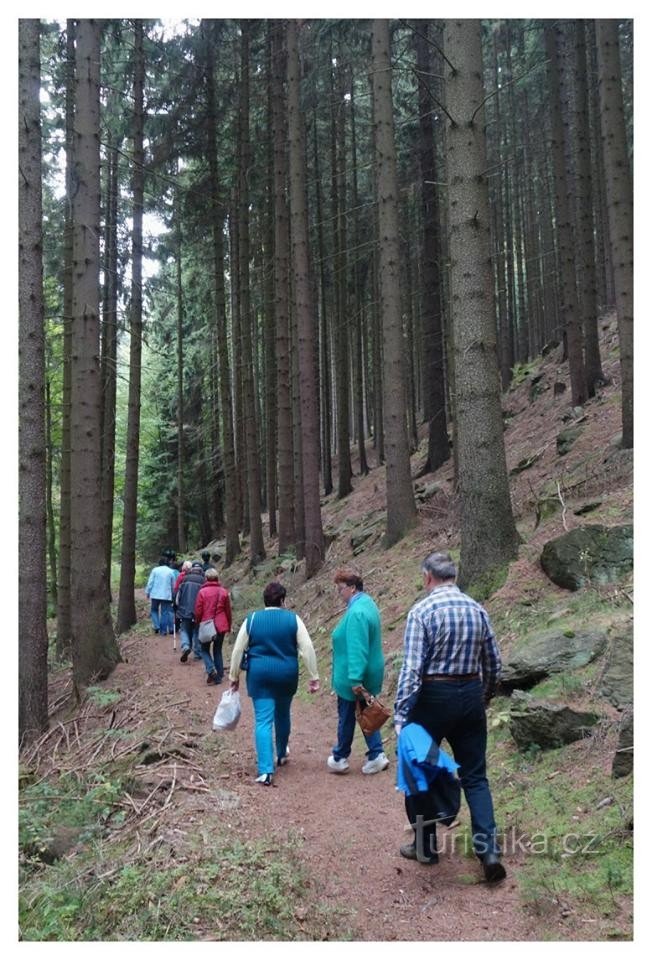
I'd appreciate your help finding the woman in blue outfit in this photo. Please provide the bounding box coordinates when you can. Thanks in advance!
[229,582,319,785]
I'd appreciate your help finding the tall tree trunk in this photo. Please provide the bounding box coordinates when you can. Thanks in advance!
[416,21,449,471]
[313,111,333,496]
[596,20,633,449]
[271,21,295,553]
[264,29,278,539]
[587,24,613,311]
[573,21,605,395]
[230,204,247,535]
[443,19,519,594]
[491,31,512,389]
[203,20,240,564]
[45,376,58,610]
[117,20,145,634]
[56,18,75,660]
[546,23,587,406]
[349,68,369,476]
[100,142,118,599]
[239,22,266,565]
[19,17,49,743]
[370,20,417,546]
[331,44,353,498]
[287,20,325,577]
[175,185,186,553]
[71,19,121,680]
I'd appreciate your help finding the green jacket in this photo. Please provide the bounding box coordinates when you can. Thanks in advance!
[331,592,385,700]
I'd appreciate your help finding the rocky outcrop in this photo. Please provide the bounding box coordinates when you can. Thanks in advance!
[540,524,633,590]
[611,710,633,778]
[501,628,608,690]
[600,625,633,709]
[557,426,582,456]
[509,691,600,750]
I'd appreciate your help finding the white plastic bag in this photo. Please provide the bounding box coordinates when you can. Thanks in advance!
[212,689,241,731]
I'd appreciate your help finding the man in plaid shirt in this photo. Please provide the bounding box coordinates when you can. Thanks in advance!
[393,551,506,883]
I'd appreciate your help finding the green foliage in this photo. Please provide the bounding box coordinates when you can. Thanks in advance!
[86,686,122,708]
[20,829,348,941]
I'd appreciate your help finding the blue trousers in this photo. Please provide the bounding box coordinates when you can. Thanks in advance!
[408,678,498,856]
[251,694,293,776]
[150,599,173,634]
[200,632,224,680]
[332,696,383,762]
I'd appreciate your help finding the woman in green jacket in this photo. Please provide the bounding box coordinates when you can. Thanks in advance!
[328,568,389,775]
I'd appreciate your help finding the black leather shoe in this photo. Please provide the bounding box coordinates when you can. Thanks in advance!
[482,853,506,883]
[180,649,189,663]
[399,842,439,864]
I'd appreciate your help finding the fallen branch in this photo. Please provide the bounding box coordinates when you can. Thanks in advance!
[556,480,569,531]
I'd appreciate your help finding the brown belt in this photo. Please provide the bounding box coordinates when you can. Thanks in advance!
[422,673,480,682]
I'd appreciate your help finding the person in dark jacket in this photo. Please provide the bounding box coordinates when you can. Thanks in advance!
[194,568,233,683]
[176,562,205,663]
[201,550,214,572]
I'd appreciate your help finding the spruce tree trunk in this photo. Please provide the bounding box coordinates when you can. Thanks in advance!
[313,111,333,496]
[19,17,49,743]
[56,18,75,660]
[203,20,240,564]
[573,21,605,394]
[331,44,353,498]
[370,20,417,546]
[71,19,121,679]
[45,375,57,610]
[100,143,118,599]
[239,22,266,565]
[443,19,519,593]
[491,31,512,390]
[264,30,278,539]
[596,20,633,449]
[175,188,186,553]
[349,71,370,476]
[287,19,325,577]
[271,21,295,553]
[415,21,449,471]
[117,20,145,634]
[545,23,587,406]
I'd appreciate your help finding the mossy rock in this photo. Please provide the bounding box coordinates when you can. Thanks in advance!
[557,425,583,456]
[501,627,608,690]
[611,710,633,778]
[509,691,600,750]
[540,524,633,591]
[600,624,633,709]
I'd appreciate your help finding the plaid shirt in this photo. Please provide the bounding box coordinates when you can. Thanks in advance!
[394,584,501,725]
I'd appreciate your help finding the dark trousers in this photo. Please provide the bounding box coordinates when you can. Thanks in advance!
[407,678,498,856]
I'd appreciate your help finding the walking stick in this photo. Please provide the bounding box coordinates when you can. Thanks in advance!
[173,613,177,650]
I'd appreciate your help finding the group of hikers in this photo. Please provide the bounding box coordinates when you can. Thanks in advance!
[146,547,507,885]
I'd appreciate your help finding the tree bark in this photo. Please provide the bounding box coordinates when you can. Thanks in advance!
[117,19,145,634]
[56,18,75,660]
[415,21,449,471]
[596,20,633,449]
[545,23,587,406]
[175,183,186,553]
[443,19,519,593]
[312,110,333,497]
[100,141,118,599]
[203,20,241,564]
[239,22,266,565]
[370,20,417,546]
[19,17,49,743]
[71,19,121,679]
[287,19,325,577]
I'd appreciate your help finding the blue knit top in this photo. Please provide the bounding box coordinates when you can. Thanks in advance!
[245,608,300,699]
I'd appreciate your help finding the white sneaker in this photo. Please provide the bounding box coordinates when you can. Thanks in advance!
[327,755,350,774]
[362,752,390,775]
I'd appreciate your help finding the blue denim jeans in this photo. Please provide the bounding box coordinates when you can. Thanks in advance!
[252,694,293,775]
[179,618,200,655]
[332,696,383,762]
[150,599,173,634]
[200,632,224,679]
[408,678,498,856]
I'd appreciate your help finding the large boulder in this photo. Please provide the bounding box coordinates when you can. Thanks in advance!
[501,627,608,690]
[509,691,600,750]
[600,624,633,709]
[612,710,633,778]
[540,524,633,590]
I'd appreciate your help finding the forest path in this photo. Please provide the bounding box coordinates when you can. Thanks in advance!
[118,594,543,942]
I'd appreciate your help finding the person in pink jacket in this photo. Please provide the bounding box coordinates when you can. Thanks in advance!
[194,569,232,684]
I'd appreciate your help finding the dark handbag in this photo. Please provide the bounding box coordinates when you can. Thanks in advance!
[355,687,391,735]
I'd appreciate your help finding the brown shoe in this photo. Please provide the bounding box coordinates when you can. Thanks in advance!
[207,672,219,685]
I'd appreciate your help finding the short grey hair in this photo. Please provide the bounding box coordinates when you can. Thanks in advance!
[182,560,192,571]
[421,551,457,581]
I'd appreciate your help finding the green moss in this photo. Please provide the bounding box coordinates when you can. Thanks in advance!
[465,563,509,602]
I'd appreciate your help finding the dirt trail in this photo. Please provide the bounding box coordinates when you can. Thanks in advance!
[113,600,545,942]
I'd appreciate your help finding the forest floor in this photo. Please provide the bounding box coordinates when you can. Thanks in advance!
[20,313,633,942]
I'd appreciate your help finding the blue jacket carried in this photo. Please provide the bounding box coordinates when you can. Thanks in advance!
[396,723,461,826]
